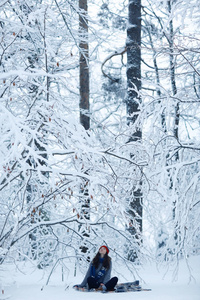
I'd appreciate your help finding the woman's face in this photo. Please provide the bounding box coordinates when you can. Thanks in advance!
[99,247,107,256]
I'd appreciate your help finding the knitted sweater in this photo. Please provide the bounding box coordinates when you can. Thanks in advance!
[80,260,112,287]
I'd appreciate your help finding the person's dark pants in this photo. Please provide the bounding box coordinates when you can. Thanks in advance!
[105,276,118,290]
[87,276,118,290]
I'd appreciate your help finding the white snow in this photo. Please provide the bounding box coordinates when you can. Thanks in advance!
[1,255,200,300]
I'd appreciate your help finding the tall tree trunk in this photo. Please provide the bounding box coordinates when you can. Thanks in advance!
[167,0,180,246]
[127,0,141,132]
[167,0,179,145]
[79,0,90,258]
[126,0,142,261]
[79,0,90,130]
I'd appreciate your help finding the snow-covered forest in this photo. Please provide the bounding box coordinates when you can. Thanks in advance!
[0,0,200,296]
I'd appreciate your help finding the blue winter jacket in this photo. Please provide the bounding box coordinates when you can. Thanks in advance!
[80,260,112,287]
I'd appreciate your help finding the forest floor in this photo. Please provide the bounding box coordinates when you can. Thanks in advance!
[1,255,200,300]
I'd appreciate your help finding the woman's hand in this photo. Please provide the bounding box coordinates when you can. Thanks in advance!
[73,284,80,288]
[100,283,107,291]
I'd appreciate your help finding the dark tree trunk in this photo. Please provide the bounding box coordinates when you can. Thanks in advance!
[79,0,90,259]
[167,1,180,246]
[126,0,142,261]
[167,0,179,144]
[126,0,141,134]
[79,0,90,130]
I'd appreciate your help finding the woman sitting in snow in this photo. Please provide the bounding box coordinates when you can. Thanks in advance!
[74,245,118,292]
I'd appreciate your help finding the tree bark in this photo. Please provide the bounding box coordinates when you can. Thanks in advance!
[126,0,142,261]
[126,0,141,134]
[79,0,90,259]
[79,0,90,130]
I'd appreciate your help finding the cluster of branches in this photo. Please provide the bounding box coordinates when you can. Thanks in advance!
[0,0,148,279]
[97,0,200,268]
[0,91,148,270]
[0,0,200,283]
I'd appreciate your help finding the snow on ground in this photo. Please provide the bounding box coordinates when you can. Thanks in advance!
[1,255,200,300]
